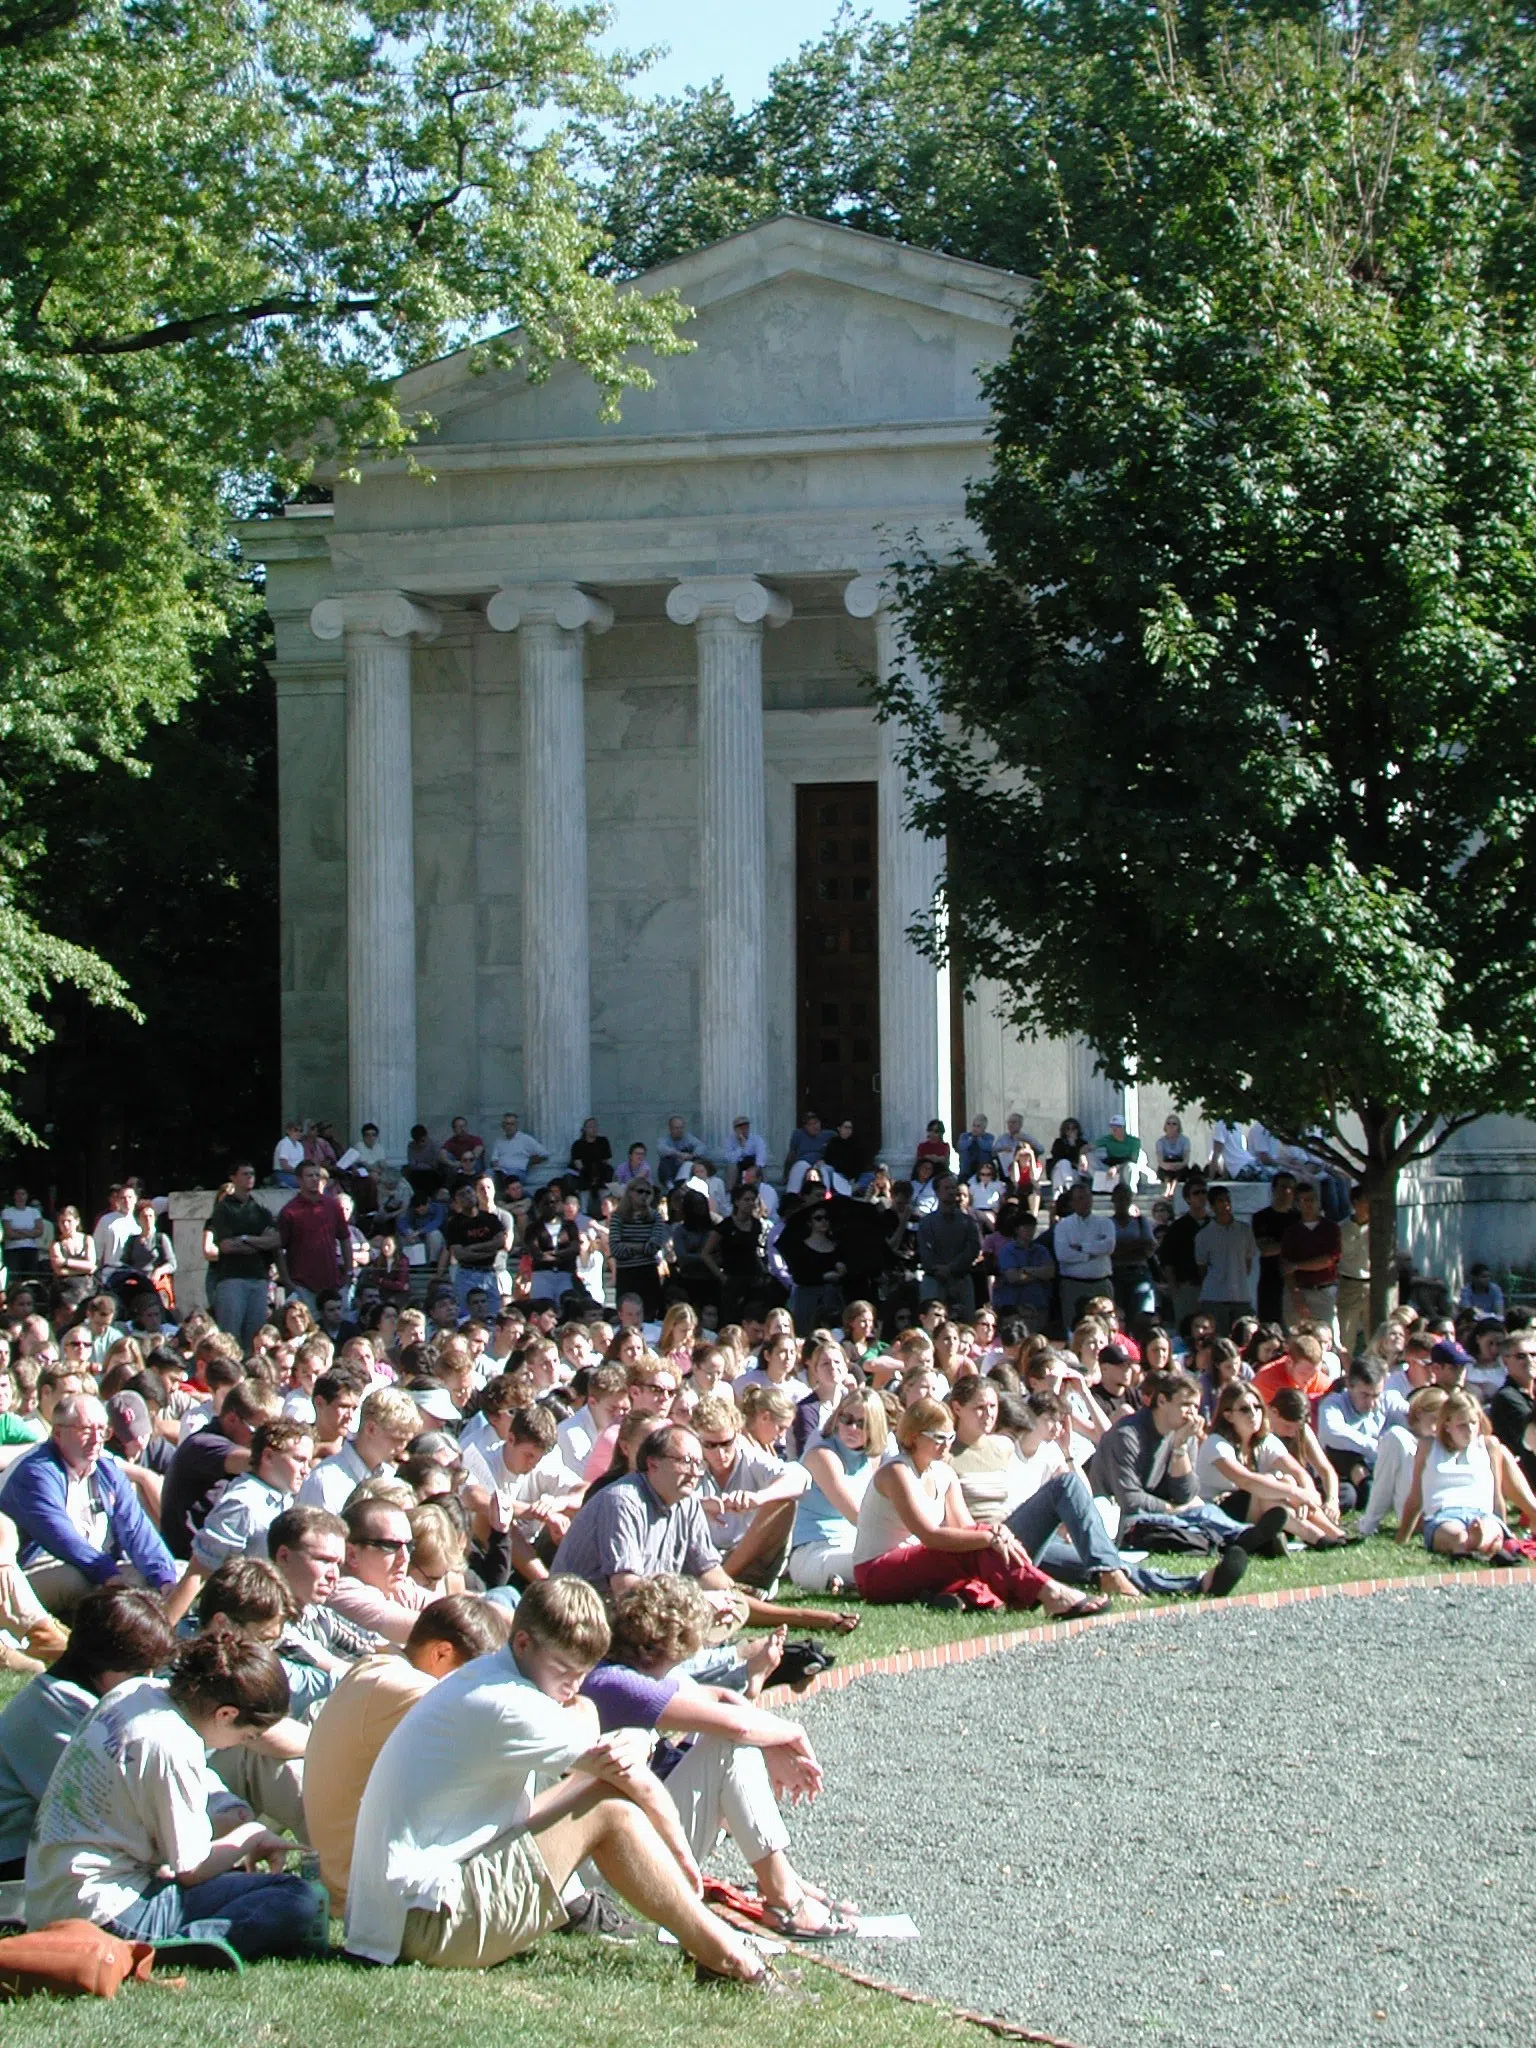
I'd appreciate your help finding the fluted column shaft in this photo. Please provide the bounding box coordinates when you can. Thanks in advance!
[668,577,791,1151]
[311,591,439,1159]
[487,584,611,1155]
[846,578,950,1162]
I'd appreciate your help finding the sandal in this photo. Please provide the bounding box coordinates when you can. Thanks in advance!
[761,1896,859,1941]
[1043,1592,1110,1621]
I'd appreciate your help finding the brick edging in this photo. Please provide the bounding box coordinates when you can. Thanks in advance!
[760,1566,1536,1709]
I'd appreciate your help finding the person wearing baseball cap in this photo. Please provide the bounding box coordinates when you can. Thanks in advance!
[1430,1338,1475,1390]
[1096,1112,1142,1189]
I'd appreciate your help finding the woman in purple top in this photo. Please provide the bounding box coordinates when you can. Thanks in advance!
[581,1576,857,1939]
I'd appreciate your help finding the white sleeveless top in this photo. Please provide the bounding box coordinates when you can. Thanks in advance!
[1421,1435,1495,1521]
[853,1453,958,1565]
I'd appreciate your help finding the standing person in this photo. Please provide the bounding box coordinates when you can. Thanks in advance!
[1194,1186,1257,1336]
[438,1177,514,1313]
[342,1577,782,1987]
[1107,1184,1157,1323]
[1335,1185,1373,1357]
[1156,1179,1211,1335]
[1251,1172,1298,1325]
[276,1162,352,1312]
[1,1188,44,1279]
[25,1627,328,1958]
[208,1164,280,1353]
[915,1175,983,1319]
[1280,1182,1342,1333]
[49,1205,98,1285]
[93,1185,139,1284]
[608,1181,667,1321]
[1052,1180,1117,1332]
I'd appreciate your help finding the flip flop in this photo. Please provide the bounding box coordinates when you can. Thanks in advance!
[1045,1593,1110,1620]
[761,1898,860,1941]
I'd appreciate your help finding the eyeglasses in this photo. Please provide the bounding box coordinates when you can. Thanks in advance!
[920,1430,955,1447]
[356,1536,414,1556]
[659,1452,703,1470]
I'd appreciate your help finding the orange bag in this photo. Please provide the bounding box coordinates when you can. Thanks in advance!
[0,1919,155,2000]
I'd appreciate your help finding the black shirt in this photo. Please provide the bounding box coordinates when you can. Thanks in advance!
[160,1423,236,1559]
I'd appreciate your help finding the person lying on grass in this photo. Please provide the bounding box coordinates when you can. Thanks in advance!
[583,1574,856,1940]
[343,1574,787,1989]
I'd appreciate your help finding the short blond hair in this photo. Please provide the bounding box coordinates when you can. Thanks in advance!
[737,1383,795,1428]
[359,1386,421,1438]
[692,1394,739,1439]
[513,1575,609,1665]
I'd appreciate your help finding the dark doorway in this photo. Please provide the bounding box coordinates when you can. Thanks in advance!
[796,783,881,1152]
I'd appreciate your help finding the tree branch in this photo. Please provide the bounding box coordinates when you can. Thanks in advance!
[60,297,382,356]
[1390,1111,1481,1171]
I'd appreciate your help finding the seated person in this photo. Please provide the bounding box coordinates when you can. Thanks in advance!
[25,1625,328,1959]
[327,1492,434,1645]
[0,1509,67,1677]
[460,1403,585,1581]
[343,1576,779,1987]
[1196,1383,1347,1547]
[0,1394,176,1617]
[303,1594,510,1913]
[298,1386,421,1515]
[552,1422,857,1637]
[1315,1356,1392,1511]
[1086,1371,1288,1557]
[192,1560,314,1839]
[1360,1386,1447,1538]
[164,1417,316,1626]
[556,1363,632,1475]
[0,1587,174,1879]
[789,1388,887,1593]
[1399,1390,1508,1556]
[851,1399,1106,1616]
[693,1395,810,1592]
[585,1576,855,1938]
[266,1504,375,1706]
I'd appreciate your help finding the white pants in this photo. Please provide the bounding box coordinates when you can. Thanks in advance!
[788,1539,855,1592]
[662,1733,788,1869]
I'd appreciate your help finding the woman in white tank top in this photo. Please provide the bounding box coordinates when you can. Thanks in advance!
[1399,1391,1506,1556]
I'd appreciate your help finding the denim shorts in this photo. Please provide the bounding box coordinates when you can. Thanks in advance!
[1422,1507,1504,1547]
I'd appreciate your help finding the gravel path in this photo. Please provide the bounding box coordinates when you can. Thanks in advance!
[776,1584,1536,2048]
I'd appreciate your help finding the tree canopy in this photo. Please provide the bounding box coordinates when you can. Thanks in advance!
[862,0,1536,1300]
[0,0,685,1136]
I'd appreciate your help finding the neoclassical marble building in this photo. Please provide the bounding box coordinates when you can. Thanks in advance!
[241,214,1147,1166]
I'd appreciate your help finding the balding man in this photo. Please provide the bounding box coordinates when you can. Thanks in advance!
[0,1394,176,1615]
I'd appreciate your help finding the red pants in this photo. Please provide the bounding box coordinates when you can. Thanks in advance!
[853,1540,1051,1610]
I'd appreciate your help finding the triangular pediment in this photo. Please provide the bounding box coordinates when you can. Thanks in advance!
[391,215,1026,451]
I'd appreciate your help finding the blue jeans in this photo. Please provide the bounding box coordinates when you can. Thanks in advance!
[1121,1500,1251,1548]
[213,1276,271,1353]
[1006,1472,1199,1595]
[106,1870,328,1960]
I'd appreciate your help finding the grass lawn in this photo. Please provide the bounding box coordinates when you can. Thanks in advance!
[0,1532,1470,2044]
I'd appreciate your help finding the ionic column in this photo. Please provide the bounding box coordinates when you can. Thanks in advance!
[845,576,950,1162]
[310,590,441,1160]
[487,584,612,1153]
[666,575,791,1150]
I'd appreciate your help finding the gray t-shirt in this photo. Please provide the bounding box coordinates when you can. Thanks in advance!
[550,1473,722,1591]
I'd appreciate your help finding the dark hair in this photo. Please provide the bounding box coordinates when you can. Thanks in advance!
[196,1557,296,1630]
[946,1374,987,1410]
[1347,1355,1386,1386]
[635,1423,685,1475]
[49,1587,175,1696]
[405,1593,510,1662]
[168,1623,289,1729]
[314,1367,368,1405]
[250,1416,313,1466]
[1145,1370,1200,1406]
[500,1403,554,1451]
[268,1503,346,1555]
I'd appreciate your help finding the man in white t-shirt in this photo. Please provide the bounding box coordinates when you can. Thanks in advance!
[1,1187,43,1276]
[460,1406,584,1568]
[342,1576,776,1986]
[92,1185,138,1278]
[491,1113,549,1186]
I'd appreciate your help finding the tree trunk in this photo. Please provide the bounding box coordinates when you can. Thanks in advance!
[1357,1105,1401,1331]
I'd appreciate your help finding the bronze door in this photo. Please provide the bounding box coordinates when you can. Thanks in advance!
[796,782,881,1152]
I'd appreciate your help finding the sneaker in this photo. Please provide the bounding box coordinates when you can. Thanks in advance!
[1203,1546,1250,1599]
[560,1890,639,1942]
[148,1935,244,1973]
[695,1958,797,1994]
[1232,1506,1288,1559]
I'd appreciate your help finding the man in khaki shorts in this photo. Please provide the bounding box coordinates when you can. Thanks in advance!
[342,1576,782,1989]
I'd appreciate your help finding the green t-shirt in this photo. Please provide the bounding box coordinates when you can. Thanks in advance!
[1099,1133,1140,1163]
[0,1412,45,1446]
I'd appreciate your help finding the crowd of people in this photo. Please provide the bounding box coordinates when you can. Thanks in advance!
[0,1101,1530,1990]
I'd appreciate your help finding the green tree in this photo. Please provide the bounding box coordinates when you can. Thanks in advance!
[0,0,685,1130]
[880,0,1536,1319]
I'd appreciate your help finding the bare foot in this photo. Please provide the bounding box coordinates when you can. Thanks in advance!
[742,1627,786,1696]
[1097,1568,1146,1601]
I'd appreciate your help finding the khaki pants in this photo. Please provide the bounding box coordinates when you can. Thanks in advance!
[210,1745,309,1841]
[24,1558,148,1619]
[399,1826,566,1968]
[1337,1276,1370,1357]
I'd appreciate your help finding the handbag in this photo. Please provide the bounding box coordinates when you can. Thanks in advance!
[0,1919,156,2001]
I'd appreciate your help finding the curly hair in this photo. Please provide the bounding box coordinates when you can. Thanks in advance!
[608,1574,710,1671]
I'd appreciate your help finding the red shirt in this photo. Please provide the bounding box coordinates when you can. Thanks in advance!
[442,1132,484,1164]
[1253,1358,1333,1408]
[1280,1217,1341,1287]
[277,1192,350,1292]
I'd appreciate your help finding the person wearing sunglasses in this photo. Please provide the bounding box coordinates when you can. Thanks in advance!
[1196,1383,1347,1547]
[327,1497,432,1646]
[789,1390,889,1592]
[851,1399,1108,1618]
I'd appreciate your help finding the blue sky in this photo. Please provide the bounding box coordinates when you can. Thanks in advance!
[600,0,909,106]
